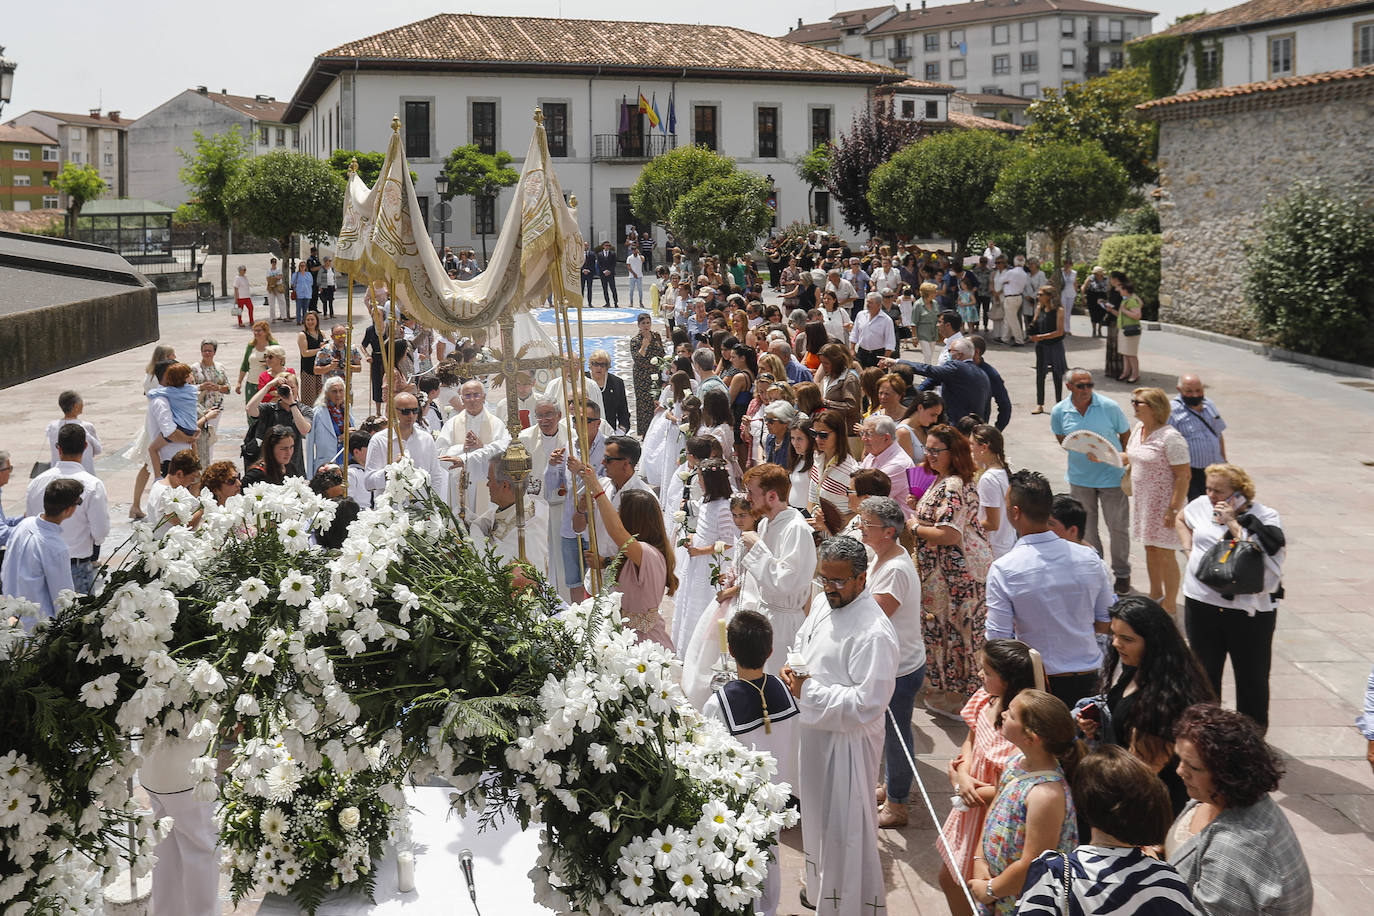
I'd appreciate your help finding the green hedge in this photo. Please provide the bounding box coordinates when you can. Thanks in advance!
[1098,234,1161,320]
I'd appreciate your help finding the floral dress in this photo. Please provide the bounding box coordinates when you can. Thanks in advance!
[629,331,666,436]
[915,475,993,697]
[1127,422,1191,549]
[980,753,1079,916]
[939,689,1018,881]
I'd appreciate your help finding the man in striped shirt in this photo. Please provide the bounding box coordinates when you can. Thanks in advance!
[1169,374,1227,501]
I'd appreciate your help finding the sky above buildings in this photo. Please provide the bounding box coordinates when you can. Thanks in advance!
[5,0,1207,121]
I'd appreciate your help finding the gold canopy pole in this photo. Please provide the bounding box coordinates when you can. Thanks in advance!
[342,157,358,498]
[389,276,406,460]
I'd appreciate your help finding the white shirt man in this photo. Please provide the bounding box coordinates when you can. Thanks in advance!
[473,462,551,579]
[982,243,1003,264]
[869,259,902,297]
[577,437,655,561]
[2,480,80,627]
[437,381,510,519]
[27,455,108,593]
[850,293,897,359]
[735,469,817,680]
[999,264,1031,344]
[365,394,448,503]
[45,418,101,474]
[783,538,898,916]
[825,271,858,314]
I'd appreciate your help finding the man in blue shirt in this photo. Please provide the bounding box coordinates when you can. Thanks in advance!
[1051,367,1132,593]
[0,451,24,568]
[1169,373,1227,501]
[986,470,1113,709]
[2,477,82,629]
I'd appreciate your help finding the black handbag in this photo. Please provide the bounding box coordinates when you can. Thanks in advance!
[1195,537,1266,595]
[1121,324,1142,337]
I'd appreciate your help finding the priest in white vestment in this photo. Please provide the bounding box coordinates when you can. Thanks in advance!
[494,372,540,431]
[364,393,448,503]
[473,460,550,579]
[437,380,509,520]
[783,535,898,916]
[543,369,603,420]
[521,396,569,588]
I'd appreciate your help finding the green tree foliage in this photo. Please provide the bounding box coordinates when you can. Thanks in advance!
[1244,182,1374,363]
[1023,66,1157,186]
[1117,203,1161,235]
[179,127,249,295]
[51,162,107,239]
[327,149,418,187]
[990,141,1129,296]
[630,145,734,228]
[867,130,1014,258]
[224,152,345,263]
[441,145,520,261]
[668,170,774,261]
[1098,234,1162,316]
[825,100,920,236]
[1127,34,1188,98]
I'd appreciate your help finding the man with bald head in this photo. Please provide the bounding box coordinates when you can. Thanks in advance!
[438,379,510,518]
[364,392,447,502]
[1169,373,1228,501]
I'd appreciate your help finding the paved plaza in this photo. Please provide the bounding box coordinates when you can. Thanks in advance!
[2,283,1372,914]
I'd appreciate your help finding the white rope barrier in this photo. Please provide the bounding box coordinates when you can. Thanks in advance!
[886,707,981,913]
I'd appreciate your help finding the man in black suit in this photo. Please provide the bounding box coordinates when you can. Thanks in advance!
[580,244,597,305]
[587,349,631,434]
[881,337,991,424]
[595,241,618,307]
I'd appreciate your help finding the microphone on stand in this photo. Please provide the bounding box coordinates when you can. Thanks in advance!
[459,848,479,913]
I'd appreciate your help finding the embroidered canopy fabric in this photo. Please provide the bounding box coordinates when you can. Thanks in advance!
[335,113,586,332]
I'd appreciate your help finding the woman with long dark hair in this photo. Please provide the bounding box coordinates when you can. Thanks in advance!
[787,416,818,511]
[803,320,828,372]
[900,390,946,464]
[808,409,859,535]
[910,424,993,718]
[725,344,757,468]
[675,458,739,649]
[699,387,740,485]
[1079,596,1217,814]
[243,425,298,486]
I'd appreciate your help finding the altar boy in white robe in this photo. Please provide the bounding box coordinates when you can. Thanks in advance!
[473,460,550,579]
[782,535,898,915]
[494,371,539,430]
[437,379,509,520]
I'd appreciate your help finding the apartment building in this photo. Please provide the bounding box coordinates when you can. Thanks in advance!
[0,123,60,211]
[7,108,129,206]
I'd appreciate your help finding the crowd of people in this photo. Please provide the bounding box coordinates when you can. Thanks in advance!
[0,237,1344,916]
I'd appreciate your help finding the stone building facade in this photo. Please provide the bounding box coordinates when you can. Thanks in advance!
[1138,65,1374,338]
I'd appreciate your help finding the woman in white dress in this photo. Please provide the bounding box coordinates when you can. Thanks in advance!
[673,459,739,650]
[699,387,741,487]
[971,424,1016,559]
[642,370,692,496]
[124,344,178,519]
[680,495,757,706]
[786,416,818,511]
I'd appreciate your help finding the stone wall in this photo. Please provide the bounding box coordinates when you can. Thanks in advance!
[1150,86,1374,339]
[1025,225,1114,270]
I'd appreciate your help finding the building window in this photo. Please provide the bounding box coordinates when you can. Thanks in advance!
[870,39,886,57]
[43,195,59,209]
[694,105,718,151]
[1356,22,1374,65]
[474,195,496,235]
[925,61,941,80]
[993,54,1011,75]
[1268,34,1294,77]
[259,126,269,144]
[472,101,497,155]
[924,33,940,52]
[1109,19,1123,41]
[810,107,832,148]
[951,59,967,78]
[69,127,83,142]
[894,38,909,58]
[1021,22,1038,42]
[14,175,30,187]
[275,128,285,147]
[1061,17,1075,37]
[901,99,917,119]
[543,102,569,156]
[1022,52,1039,72]
[103,153,113,166]
[993,24,1009,45]
[399,101,428,158]
[415,195,429,232]
[982,85,1002,95]
[13,149,30,161]
[814,190,831,226]
[42,147,59,161]
[291,130,299,148]
[1021,81,1041,97]
[1197,44,1222,87]
[1109,50,1125,68]
[950,29,965,48]
[925,100,939,119]
[757,107,778,157]
[70,151,81,163]
[1062,49,1076,69]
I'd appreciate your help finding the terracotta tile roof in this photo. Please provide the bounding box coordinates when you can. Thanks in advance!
[867,0,1155,36]
[0,124,60,146]
[947,110,1026,131]
[882,77,958,92]
[1136,62,1374,109]
[783,5,896,43]
[954,91,1033,106]
[1154,0,1371,37]
[28,110,129,129]
[321,13,897,78]
[201,91,289,123]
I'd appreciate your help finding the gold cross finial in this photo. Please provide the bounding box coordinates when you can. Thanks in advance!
[533,107,544,126]
[347,157,359,175]
[391,114,401,133]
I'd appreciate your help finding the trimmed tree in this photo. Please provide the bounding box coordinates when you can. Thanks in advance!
[824,99,920,238]
[667,170,775,262]
[630,145,735,231]
[224,152,345,270]
[1023,66,1157,187]
[795,144,832,226]
[441,145,519,263]
[179,127,249,296]
[867,130,1014,260]
[990,141,1129,296]
[51,163,107,240]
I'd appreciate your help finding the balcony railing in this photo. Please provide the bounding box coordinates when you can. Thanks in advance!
[593,133,676,160]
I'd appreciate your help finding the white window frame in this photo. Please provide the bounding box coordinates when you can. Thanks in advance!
[949,29,965,49]
[1061,17,1075,37]
[13,149,30,161]
[42,147,59,161]
[1021,21,1038,42]
[69,151,82,163]
[103,153,114,166]
[42,195,59,209]
[993,24,1009,45]
[14,175,31,187]
[950,59,967,78]
[1268,33,1295,77]
[1062,49,1076,69]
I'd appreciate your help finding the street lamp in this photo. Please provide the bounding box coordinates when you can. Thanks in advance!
[435,171,450,263]
[0,47,17,119]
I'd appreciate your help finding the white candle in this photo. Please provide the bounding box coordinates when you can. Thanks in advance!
[396,851,416,893]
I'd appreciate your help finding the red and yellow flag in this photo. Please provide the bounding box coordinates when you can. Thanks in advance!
[638,91,660,128]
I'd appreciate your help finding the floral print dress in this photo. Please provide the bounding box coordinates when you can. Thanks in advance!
[629,331,666,436]
[980,753,1079,916]
[915,475,993,697]
[939,689,1018,882]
